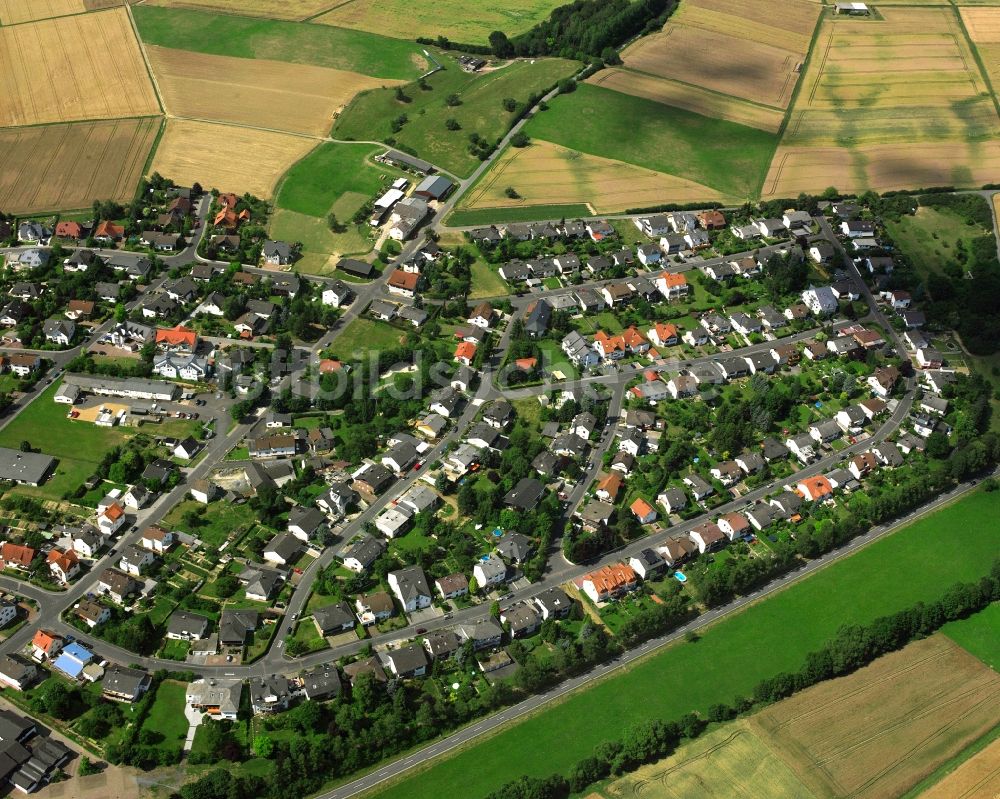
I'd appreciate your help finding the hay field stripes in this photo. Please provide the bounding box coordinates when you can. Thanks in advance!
[149,117,317,197]
[750,636,1000,799]
[919,735,1000,799]
[588,69,786,133]
[602,721,814,799]
[801,15,988,110]
[620,25,803,110]
[0,8,160,126]
[0,117,161,214]
[460,140,728,214]
[145,44,400,136]
[140,0,342,21]
[763,139,1000,196]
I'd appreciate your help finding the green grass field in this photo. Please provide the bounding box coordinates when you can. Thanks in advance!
[523,83,779,199]
[333,58,578,177]
[132,6,423,79]
[326,318,406,361]
[468,260,510,299]
[273,143,403,218]
[269,208,374,275]
[942,601,1000,670]
[162,500,258,549]
[141,680,189,756]
[446,203,592,226]
[885,206,989,281]
[313,0,563,45]
[369,488,1000,799]
[0,383,133,497]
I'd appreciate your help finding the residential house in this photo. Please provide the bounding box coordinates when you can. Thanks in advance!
[581,563,637,603]
[689,521,725,553]
[388,566,432,612]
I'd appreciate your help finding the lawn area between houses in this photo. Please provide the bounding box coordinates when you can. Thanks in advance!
[162,499,258,549]
[140,679,189,757]
[468,260,511,299]
[326,318,406,361]
[522,83,779,200]
[132,5,423,80]
[0,382,133,498]
[368,488,1000,799]
[942,600,1000,670]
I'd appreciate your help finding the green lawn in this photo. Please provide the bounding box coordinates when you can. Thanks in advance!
[446,204,593,226]
[942,601,1000,670]
[885,206,989,282]
[291,619,329,654]
[273,143,402,218]
[326,318,405,361]
[132,6,422,79]
[370,488,1000,799]
[0,382,133,497]
[141,680,189,756]
[469,260,511,299]
[158,638,190,661]
[333,58,579,177]
[523,83,779,199]
[269,208,374,276]
[162,500,258,549]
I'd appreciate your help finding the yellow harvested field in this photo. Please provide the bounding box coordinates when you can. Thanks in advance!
[0,8,159,126]
[142,0,335,20]
[785,7,992,146]
[0,0,83,24]
[603,721,813,799]
[146,45,398,137]
[621,26,800,110]
[765,5,1000,194]
[750,636,1000,799]
[960,8,1000,89]
[313,0,563,44]
[150,119,316,198]
[765,140,1000,196]
[588,69,784,133]
[461,140,726,213]
[673,0,821,52]
[962,4,1000,38]
[919,735,1000,799]
[0,118,160,214]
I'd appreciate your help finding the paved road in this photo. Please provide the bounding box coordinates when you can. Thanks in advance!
[313,470,989,799]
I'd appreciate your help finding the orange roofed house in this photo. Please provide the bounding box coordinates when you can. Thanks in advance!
[156,324,198,353]
[454,341,477,366]
[593,326,649,360]
[655,271,689,301]
[31,629,63,661]
[47,548,80,584]
[648,322,679,348]
[630,497,658,525]
[797,475,833,502]
[93,220,125,242]
[0,542,35,571]
[581,563,638,603]
[386,269,420,298]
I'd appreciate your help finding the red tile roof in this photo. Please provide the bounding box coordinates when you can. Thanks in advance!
[156,324,197,348]
[387,270,420,291]
[0,543,35,568]
[454,342,476,361]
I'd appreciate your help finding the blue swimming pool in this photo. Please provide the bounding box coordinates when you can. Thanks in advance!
[674,571,687,583]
